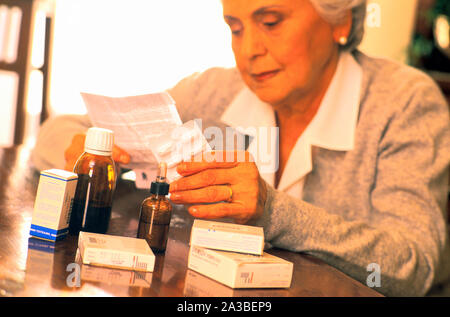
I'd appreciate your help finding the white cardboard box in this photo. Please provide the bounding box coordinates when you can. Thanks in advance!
[78,232,155,272]
[190,219,264,255]
[188,245,293,289]
[75,249,153,287]
[30,169,78,241]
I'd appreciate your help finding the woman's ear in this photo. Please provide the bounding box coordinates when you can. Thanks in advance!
[332,10,353,45]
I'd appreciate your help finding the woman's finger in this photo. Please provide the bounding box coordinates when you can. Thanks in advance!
[177,150,253,176]
[188,203,245,221]
[170,185,233,204]
[64,133,85,163]
[112,145,130,164]
[170,167,237,192]
[64,160,76,172]
[176,161,238,176]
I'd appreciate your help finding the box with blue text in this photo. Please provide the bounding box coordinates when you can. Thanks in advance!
[30,169,78,241]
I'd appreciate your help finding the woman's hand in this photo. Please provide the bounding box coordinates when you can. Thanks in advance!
[169,151,267,224]
[64,133,131,171]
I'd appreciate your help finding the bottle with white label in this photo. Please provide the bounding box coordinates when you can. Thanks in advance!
[68,127,116,235]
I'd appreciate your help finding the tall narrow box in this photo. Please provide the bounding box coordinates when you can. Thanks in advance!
[30,169,78,241]
[190,219,264,255]
[188,245,293,289]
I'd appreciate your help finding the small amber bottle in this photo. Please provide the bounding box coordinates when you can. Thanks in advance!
[137,162,172,253]
[69,127,116,235]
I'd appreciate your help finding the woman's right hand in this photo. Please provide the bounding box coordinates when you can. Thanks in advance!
[64,133,131,171]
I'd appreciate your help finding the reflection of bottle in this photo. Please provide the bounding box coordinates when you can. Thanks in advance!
[137,162,172,253]
[69,127,116,235]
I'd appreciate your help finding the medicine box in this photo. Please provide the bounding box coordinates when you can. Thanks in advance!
[188,245,293,289]
[30,169,78,241]
[77,232,155,272]
[75,249,153,287]
[190,219,264,255]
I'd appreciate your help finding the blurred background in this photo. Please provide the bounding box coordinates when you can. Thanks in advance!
[0,0,449,148]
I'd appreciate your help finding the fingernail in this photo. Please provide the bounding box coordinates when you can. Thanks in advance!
[190,207,198,215]
[170,193,180,200]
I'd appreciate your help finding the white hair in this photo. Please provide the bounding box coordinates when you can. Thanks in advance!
[310,0,367,51]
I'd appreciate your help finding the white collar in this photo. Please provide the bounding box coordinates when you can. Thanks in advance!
[220,52,363,191]
[220,86,276,136]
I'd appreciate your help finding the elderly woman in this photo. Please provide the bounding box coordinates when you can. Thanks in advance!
[32,0,450,296]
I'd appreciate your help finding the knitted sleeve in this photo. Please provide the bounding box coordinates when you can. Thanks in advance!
[251,75,450,297]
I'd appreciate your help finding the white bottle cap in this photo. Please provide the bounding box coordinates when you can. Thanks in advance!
[84,127,114,156]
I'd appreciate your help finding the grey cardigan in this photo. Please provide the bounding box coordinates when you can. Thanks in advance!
[32,51,450,296]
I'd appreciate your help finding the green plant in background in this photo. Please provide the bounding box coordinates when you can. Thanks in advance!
[409,0,450,69]
[410,34,434,64]
[432,0,450,20]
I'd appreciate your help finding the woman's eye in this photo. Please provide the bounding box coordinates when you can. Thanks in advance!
[226,21,243,35]
[260,13,283,29]
[231,26,242,35]
[263,19,279,26]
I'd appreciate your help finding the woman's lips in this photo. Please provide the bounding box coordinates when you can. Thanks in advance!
[251,70,280,82]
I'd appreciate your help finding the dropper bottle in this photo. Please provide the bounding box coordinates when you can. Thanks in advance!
[137,162,172,253]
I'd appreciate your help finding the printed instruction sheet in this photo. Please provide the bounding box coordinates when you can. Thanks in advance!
[81,92,183,188]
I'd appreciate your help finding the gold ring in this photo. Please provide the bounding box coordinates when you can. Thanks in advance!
[226,186,233,202]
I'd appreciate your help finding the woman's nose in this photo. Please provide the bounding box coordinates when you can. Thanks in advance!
[241,27,266,60]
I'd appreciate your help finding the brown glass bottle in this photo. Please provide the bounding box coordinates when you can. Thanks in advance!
[69,128,116,235]
[137,162,172,253]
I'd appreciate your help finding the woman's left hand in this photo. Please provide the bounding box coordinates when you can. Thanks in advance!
[169,151,267,224]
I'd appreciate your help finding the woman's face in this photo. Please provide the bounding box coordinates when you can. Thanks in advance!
[222,0,343,107]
